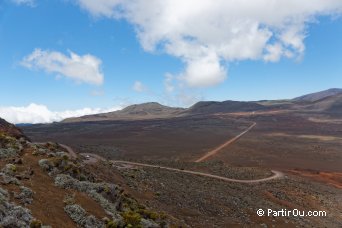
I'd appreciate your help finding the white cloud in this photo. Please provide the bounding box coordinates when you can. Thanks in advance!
[263,43,284,62]
[21,49,104,85]
[77,0,342,87]
[181,53,226,87]
[11,0,35,7]
[0,103,121,124]
[132,81,147,92]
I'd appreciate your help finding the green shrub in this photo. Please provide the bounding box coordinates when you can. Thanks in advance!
[105,220,117,228]
[138,209,159,220]
[103,185,111,194]
[122,210,142,227]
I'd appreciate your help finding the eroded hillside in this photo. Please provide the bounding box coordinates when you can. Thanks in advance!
[0,118,175,227]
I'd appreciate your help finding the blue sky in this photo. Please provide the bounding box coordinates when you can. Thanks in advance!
[0,0,342,123]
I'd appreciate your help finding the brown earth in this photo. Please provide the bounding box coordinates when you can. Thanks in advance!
[289,169,342,189]
[1,146,108,227]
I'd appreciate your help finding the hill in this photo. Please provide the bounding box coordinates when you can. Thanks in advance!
[304,93,342,113]
[63,102,185,123]
[293,88,342,102]
[60,88,342,123]
[187,100,268,115]
[0,117,27,139]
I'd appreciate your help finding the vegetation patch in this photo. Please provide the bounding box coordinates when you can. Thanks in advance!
[0,187,34,227]
[15,186,34,205]
[64,204,104,228]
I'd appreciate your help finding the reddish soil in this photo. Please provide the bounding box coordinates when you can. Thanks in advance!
[195,122,256,162]
[263,191,304,210]
[289,169,342,189]
[1,147,107,227]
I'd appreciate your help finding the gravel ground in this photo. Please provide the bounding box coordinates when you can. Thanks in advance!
[116,162,342,227]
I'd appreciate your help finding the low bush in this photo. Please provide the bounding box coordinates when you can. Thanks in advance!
[121,210,142,227]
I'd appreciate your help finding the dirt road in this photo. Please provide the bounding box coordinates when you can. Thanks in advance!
[110,160,284,183]
[80,153,284,184]
[195,122,257,162]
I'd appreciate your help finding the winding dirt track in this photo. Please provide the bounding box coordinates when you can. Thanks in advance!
[109,160,283,183]
[195,122,257,162]
[79,153,284,184]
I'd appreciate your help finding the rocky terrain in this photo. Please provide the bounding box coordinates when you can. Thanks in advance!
[104,160,342,227]
[0,118,175,227]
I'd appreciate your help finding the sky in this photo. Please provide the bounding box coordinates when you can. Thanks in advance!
[0,0,342,123]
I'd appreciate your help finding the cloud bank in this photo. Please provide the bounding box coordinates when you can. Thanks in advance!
[77,0,342,88]
[0,103,120,124]
[21,49,104,85]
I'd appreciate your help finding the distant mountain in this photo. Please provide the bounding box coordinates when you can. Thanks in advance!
[187,100,268,115]
[303,93,342,113]
[61,88,342,123]
[63,100,272,123]
[15,123,33,127]
[63,102,185,123]
[119,102,184,116]
[293,88,342,102]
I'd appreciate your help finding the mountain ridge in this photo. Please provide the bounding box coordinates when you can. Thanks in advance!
[293,88,342,102]
[61,88,342,123]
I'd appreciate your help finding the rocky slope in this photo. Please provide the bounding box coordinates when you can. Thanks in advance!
[0,117,174,227]
[0,118,27,139]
